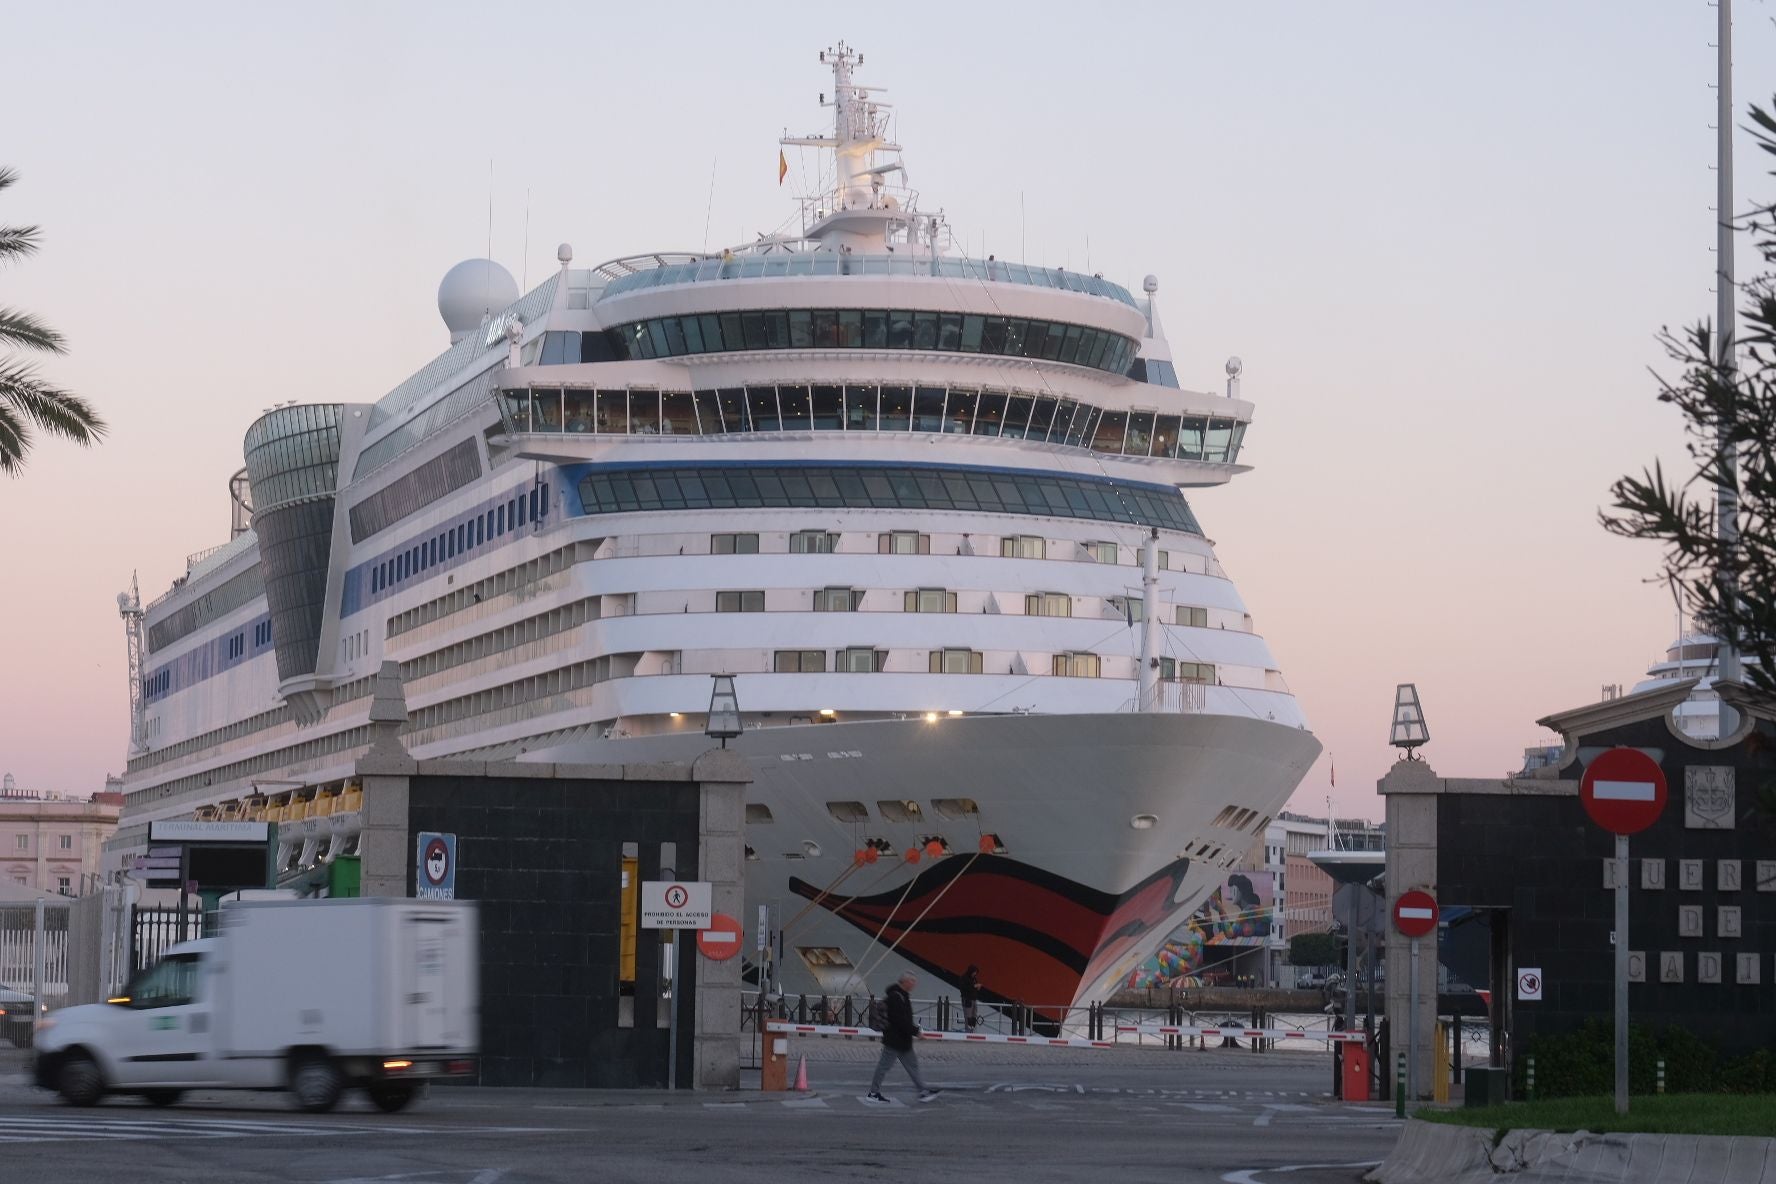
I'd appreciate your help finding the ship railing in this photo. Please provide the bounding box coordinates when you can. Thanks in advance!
[1121,683,1210,714]
[599,249,1138,307]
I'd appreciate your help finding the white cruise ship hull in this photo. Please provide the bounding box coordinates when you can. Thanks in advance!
[525,709,1320,1016]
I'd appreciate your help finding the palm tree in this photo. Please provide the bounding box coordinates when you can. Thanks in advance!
[0,167,104,474]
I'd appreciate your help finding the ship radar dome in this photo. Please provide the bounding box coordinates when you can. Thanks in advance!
[1143,274,1158,293]
[437,259,519,344]
[557,243,573,264]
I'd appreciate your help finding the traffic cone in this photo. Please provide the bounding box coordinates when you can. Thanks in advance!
[793,1055,810,1092]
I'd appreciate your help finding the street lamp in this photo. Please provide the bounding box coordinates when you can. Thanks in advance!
[706,674,742,747]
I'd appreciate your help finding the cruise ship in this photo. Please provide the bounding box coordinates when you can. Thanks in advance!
[115,45,1321,1016]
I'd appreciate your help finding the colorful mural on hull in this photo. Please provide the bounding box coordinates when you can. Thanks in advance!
[1126,871,1276,988]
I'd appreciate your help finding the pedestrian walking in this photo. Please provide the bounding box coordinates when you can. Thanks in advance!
[865,973,940,1104]
[960,965,981,1031]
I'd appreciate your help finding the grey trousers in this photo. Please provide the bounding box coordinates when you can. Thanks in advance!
[870,1043,928,1093]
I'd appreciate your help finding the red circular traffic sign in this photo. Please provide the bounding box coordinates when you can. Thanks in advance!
[697,912,743,961]
[1393,890,1440,938]
[1580,747,1668,836]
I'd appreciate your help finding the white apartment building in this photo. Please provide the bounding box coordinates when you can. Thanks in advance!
[0,775,124,897]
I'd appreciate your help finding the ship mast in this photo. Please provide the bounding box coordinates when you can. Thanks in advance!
[780,43,940,255]
[118,572,147,755]
[1713,0,1743,732]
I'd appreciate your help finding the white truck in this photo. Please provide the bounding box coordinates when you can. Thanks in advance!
[34,897,478,1112]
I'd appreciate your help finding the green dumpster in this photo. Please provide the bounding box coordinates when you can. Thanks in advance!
[1464,1066,1509,1107]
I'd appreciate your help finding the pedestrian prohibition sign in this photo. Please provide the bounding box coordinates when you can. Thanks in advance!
[1392,890,1439,938]
[1580,748,1668,836]
[640,880,713,929]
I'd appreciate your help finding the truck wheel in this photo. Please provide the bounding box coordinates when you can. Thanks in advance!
[142,1090,184,1107]
[367,1083,418,1113]
[290,1056,344,1113]
[56,1052,105,1107]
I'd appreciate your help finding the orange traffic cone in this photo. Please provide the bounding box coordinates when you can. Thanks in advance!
[793,1055,810,1092]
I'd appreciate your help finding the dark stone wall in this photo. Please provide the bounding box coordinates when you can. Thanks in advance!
[408,774,702,1088]
[1435,714,1776,1060]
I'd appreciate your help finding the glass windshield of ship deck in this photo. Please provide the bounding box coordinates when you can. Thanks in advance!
[500,384,1245,463]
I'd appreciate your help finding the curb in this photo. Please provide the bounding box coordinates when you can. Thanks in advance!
[1367,1118,1776,1184]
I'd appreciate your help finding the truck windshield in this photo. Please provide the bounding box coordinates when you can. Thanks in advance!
[122,953,199,1009]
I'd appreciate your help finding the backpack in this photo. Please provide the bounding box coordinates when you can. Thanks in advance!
[867,996,887,1032]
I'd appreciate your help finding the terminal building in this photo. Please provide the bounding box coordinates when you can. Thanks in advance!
[1383,679,1776,1097]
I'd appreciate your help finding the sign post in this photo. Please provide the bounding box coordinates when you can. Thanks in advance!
[641,881,713,1091]
[1579,747,1668,1117]
[1392,889,1439,1103]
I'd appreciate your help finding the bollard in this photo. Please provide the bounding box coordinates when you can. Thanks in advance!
[1526,1055,1535,1102]
[1657,1059,1665,1095]
[1395,1052,1406,1118]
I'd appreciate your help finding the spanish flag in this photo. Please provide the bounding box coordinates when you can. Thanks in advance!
[778,149,788,186]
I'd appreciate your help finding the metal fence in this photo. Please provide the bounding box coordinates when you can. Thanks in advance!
[739,989,1378,1067]
[130,906,204,973]
[0,901,72,1028]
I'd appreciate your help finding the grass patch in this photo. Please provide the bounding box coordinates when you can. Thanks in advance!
[1419,1093,1776,1137]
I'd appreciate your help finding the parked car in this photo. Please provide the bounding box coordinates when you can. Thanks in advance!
[0,984,37,1048]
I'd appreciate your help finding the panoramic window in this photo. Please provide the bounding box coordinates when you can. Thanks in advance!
[575,464,1203,535]
[1026,592,1071,618]
[929,648,984,674]
[1176,605,1208,628]
[789,530,837,554]
[812,587,858,612]
[716,590,765,613]
[576,308,1137,375]
[1052,652,1102,678]
[773,649,826,673]
[1001,535,1046,559]
[880,531,931,555]
[838,647,885,672]
[904,589,957,614]
[711,533,760,555]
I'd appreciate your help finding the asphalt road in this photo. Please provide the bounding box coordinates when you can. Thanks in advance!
[0,1042,1403,1184]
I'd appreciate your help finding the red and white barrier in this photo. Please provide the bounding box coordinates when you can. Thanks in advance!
[765,1020,1365,1049]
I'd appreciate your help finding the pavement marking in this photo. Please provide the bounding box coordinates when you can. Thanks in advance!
[1221,1162,1384,1184]
[0,1115,561,1145]
[1180,1103,1239,1113]
[779,1096,829,1109]
[1253,1111,1272,1128]
[701,1102,747,1109]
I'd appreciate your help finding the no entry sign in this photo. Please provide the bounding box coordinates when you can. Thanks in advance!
[1580,748,1668,836]
[1392,890,1439,938]
[697,912,743,961]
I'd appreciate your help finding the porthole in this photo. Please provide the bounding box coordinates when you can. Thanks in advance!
[1130,814,1158,830]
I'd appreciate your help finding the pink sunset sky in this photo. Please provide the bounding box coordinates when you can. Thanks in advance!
[1,3,1766,819]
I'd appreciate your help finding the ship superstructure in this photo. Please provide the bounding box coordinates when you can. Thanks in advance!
[117,45,1319,1013]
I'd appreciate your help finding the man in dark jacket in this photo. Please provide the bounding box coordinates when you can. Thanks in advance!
[960,965,981,1031]
[865,973,939,1103]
